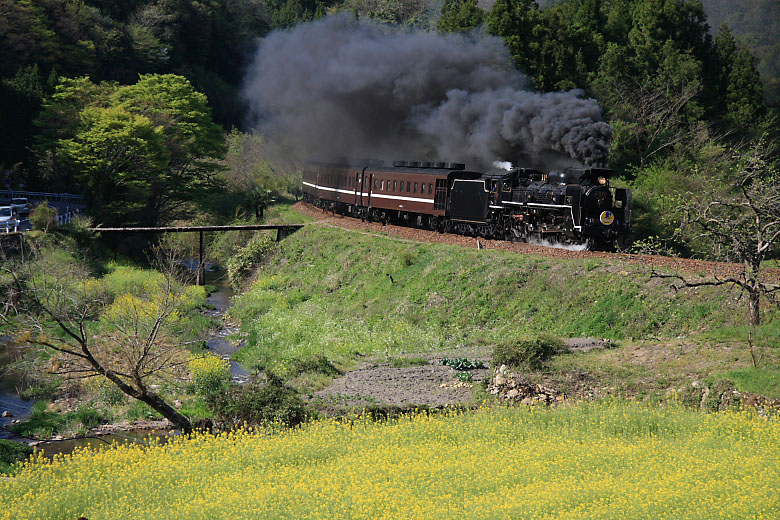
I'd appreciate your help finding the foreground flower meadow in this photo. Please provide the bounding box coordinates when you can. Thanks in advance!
[2,401,779,520]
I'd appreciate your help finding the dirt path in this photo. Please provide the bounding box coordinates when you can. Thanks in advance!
[312,340,607,409]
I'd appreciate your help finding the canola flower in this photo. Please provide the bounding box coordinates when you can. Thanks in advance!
[1,401,779,519]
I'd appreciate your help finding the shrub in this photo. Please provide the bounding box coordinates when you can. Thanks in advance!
[206,374,306,428]
[440,358,485,370]
[189,355,231,397]
[226,234,274,287]
[75,405,109,428]
[492,335,566,370]
[0,439,33,475]
[29,202,57,232]
[287,355,342,377]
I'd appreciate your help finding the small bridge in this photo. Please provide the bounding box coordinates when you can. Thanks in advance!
[91,224,304,284]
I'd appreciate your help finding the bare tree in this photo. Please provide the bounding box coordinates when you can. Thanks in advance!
[648,138,780,327]
[1,242,195,433]
[603,76,705,167]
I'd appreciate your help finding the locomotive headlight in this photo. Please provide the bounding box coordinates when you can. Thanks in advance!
[598,176,607,185]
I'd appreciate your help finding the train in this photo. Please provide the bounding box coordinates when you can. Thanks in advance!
[302,160,631,249]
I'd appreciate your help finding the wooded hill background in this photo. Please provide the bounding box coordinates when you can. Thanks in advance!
[1,0,777,231]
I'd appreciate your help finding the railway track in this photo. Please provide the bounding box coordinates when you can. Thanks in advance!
[294,202,780,281]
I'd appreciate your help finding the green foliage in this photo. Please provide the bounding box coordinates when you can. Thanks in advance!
[455,370,474,382]
[440,358,485,370]
[286,354,343,378]
[74,405,110,429]
[41,74,225,226]
[720,367,780,400]
[390,356,428,368]
[10,402,73,438]
[0,440,33,476]
[437,0,485,34]
[492,335,566,370]
[226,233,275,287]
[29,201,57,232]
[206,375,306,428]
[229,226,775,374]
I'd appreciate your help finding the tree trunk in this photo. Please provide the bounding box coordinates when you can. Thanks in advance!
[138,393,193,434]
[748,290,760,326]
[99,368,193,434]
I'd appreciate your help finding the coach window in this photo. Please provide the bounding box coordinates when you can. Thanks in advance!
[400,181,404,192]
[414,182,418,193]
[393,180,397,191]
[381,180,385,190]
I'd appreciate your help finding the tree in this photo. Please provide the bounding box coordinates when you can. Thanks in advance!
[437,0,485,34]
[40,74,226,226]
[487,0,544,83]
[648,139,780,327]
[221,130,299,217]
[59,105,167,225]
[0,243,196,434]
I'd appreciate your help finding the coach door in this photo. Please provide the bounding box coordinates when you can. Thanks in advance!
[361,169,372,207]
[433,179,448,212]
[354,170,361,205]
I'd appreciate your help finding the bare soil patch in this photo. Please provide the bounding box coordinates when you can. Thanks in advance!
[312,340,611,409]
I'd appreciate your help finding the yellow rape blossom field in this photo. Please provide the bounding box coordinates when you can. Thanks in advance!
[2,401,779,519]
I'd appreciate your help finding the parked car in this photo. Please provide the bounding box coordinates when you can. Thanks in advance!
[0,206,19,232]
[10,197,31,218]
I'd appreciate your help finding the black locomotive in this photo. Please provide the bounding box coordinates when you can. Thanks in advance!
[302,160,631,249]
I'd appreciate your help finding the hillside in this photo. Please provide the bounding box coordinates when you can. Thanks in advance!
[227,216,780,405]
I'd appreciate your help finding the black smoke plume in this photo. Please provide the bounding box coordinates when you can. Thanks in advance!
[243,15,611,169]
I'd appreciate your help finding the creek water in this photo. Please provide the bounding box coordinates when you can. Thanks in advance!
[0,268,245,456]
[0,337,34,441]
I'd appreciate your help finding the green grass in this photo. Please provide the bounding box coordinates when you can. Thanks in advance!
[0,440,33,475]
[229,225,780,373]
[9,402,112,438]
[719,367,780,399]
[390,356,429,368]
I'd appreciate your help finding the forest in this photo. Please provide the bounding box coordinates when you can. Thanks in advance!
[1,1,777,230]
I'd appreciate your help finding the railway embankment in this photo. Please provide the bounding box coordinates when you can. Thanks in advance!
[227,217,780,409]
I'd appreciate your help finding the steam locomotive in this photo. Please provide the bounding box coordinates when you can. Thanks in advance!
[302,160,631,249]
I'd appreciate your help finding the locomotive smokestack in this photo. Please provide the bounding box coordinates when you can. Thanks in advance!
[243,15,611,169]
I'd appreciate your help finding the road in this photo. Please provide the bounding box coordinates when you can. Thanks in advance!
[1,200,86,233]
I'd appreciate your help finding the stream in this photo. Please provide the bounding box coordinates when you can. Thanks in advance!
[0,268,244,456]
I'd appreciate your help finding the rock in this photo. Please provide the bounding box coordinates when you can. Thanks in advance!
[506,389,519,399]
[520,397,534,405]
[494,376,506,386]
[1,411,12,418]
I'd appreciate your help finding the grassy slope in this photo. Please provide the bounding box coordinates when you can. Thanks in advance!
[230,224,780,383]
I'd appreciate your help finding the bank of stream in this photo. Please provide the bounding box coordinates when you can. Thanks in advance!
[0,269,244,457]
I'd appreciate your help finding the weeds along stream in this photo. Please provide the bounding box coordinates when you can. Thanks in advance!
[0,267,244,458]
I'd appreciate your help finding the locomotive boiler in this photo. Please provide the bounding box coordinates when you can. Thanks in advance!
[302,160,631,249]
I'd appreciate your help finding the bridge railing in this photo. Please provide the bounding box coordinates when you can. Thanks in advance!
[56,208,82,226]
[0,190,84,203]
